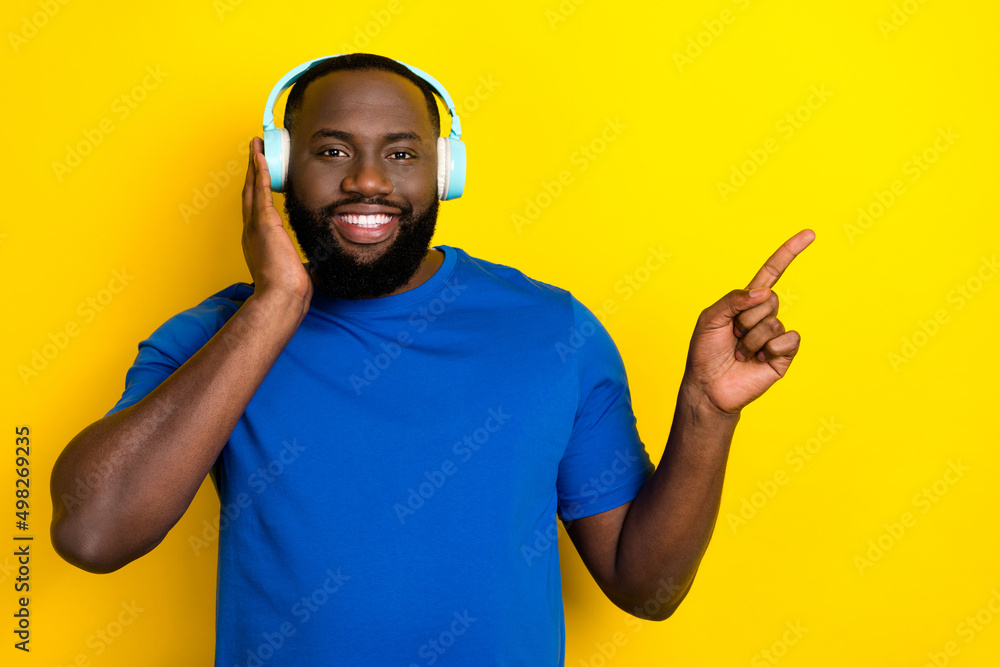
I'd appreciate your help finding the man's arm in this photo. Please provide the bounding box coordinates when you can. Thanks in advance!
[50,139,313,573]
[564,229,816,620]
[564,383,737,620]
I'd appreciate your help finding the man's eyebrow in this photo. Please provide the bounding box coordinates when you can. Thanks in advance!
[308,129,424,143]
[383,131,423,142]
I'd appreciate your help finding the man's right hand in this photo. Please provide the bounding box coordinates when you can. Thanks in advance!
[50,137,316,574]
[242,137,314,305]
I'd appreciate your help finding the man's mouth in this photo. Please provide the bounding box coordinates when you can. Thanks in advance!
[334,213,398,228]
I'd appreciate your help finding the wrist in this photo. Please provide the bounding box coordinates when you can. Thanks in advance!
[678,380,742,427]
[247,287,311,327]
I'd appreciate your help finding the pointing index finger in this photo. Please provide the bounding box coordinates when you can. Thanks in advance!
[746,228,816,290]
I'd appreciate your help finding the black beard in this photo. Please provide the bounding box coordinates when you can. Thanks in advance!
[283,181,439,300]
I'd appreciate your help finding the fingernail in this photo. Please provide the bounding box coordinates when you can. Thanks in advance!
[750,287,770,298]
[757,351,766,361]
[735,350,746,362]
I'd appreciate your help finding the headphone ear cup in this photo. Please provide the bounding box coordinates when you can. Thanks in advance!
[436,135,450,200]
[444,137,466,200]
[436,135,466,200]
[263,128,290,192]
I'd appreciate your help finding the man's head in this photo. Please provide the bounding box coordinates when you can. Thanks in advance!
[283,54,441,141]
[280,54,443,300]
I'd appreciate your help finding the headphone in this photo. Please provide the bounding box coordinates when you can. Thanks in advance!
[262,54,466,200]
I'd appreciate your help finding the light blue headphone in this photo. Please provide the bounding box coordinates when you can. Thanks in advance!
[262,54,466,200]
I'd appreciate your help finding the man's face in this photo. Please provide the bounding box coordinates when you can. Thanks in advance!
[282,68,440,300]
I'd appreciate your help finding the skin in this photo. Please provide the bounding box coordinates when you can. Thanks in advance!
[287,68,444,294]
[47,70,443,572]
[50,65,817,629]
[563,228,815,619]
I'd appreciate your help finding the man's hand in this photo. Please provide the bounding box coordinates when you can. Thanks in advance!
[682,229,816,416]
[51,139,317,573]
[242,137,314,304]
[570,229,815,616]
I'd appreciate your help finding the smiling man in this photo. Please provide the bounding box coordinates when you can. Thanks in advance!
[281,64,444,299]
[51,53,814,666]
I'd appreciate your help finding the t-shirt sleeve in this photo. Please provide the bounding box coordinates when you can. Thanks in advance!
[556,296,656,521]
[104,283,252,417]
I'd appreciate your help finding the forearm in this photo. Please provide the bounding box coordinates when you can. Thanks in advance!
[50,290,307,573]
[610,381,740,619]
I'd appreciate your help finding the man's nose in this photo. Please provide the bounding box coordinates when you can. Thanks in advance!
[341,156,393,197]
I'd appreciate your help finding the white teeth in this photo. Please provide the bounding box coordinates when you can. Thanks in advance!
[339,213,394,228]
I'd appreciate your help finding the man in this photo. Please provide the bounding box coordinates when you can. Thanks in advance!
[50,53,814,665]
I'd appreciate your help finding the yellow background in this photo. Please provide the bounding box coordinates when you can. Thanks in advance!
[3,0,998,664]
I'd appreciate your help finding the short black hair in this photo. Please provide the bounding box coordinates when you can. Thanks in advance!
[282,53,441,140]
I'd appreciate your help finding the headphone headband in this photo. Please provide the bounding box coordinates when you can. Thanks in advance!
[260,54,466,199]
[261,54,462,140]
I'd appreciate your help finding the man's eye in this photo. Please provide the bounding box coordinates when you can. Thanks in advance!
[389,151,414,160]
[321,148,346,157]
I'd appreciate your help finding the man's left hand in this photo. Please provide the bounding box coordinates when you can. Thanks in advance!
[682,229,816,416]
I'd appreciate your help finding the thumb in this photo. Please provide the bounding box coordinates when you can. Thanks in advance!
[700,287,772,328]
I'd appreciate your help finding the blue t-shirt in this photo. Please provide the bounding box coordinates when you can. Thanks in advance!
[106,245,655,666]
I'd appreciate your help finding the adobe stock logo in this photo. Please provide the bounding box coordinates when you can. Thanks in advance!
[392,407,511,525]
[578,577,686,666]
[512,117,627,233]
[878,0,931,40]
[887,254,996,372]
[348,277,468,395]
[336,0,405,52]
[920,588,1000,667]
[672,0,754,73]
[180,138,252,223]
[234,567,349,667]
[18,269,135,385]
[408,610,477,667]
[727,417,844,534]
[853,459,969,575]
[716,85,833,201]
[189,439,307,556]
[750,621,809,667]
[51,66,169,182]
[844,126,959,244]
[522,448,642,567]
[53,600,145,666]
[8,0,72,53]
